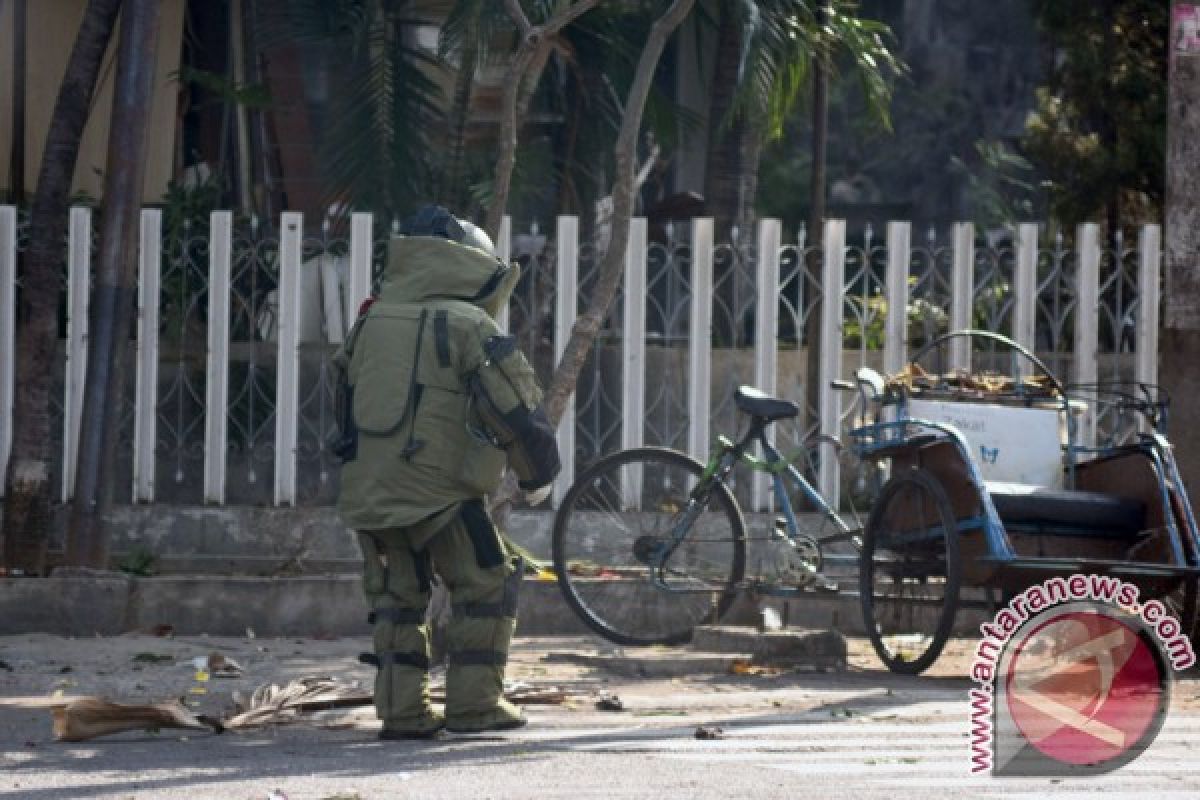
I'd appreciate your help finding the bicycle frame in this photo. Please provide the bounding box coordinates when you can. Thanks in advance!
[647,417,857,593]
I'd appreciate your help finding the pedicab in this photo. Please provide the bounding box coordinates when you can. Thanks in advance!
[843,330,1200,674]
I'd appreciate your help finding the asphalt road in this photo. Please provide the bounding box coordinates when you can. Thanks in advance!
[1,634,1198,799]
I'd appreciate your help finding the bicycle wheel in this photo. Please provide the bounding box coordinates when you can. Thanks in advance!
[552,447,746,645]
[860,467,961,674]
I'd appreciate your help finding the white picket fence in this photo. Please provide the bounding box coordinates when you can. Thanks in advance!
[0,206,1162,511]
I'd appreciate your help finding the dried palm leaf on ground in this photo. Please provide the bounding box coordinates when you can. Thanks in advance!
[45,675,571,739]
[224,677,372,730]
[429,678,568,706]
[51,697,222,742]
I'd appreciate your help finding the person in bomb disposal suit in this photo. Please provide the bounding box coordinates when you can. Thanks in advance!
[334,205,559,738]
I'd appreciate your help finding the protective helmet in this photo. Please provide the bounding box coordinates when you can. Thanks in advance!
[399,204,495,257]
[457,219,496,257]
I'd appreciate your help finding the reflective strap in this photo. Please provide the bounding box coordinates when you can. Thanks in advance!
[447,649,507,667]
[359,651,430,669]
[367,607,426,625]
[434,310,451,368]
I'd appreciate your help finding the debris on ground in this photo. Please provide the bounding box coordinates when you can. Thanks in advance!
[225,677,373,731]
[50,697,223,742]
[594,692,624,712]
[189,652,244,679]
[694,725,724,740]
[728,658,782,676]
[131,653,174,665]
[39,671,571,740]
[430,678,568,706]
[758,606,783,632]
[206,652,244,678]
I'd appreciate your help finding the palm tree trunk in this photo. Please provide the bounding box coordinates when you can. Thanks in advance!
[702,2,763,346]
[67,0,162,569]
[2,0,123,575]
[442,33,478,211]
[6,0,27,204]
[803,54,829,439]
[702,2,749,240]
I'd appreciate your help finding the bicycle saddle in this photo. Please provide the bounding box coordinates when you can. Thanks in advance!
[735,386,799,421]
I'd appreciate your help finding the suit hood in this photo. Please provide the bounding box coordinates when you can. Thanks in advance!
[379,235,519,319]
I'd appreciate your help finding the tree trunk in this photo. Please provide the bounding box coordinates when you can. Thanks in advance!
[802,54,830,442]
[702,1,763,347]
[541,0,697,428]
[7,0,27,204]
[702,2,752,240]
[485,0,601,239]
[442,32,478,212]
[2,0,123,575]
[67,0,162,569]
[489,0,696,522]
[1163,4,1200,496]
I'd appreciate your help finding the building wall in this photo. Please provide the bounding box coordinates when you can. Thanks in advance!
[0,0,186,203]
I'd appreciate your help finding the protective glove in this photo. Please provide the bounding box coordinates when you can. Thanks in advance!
[525,483,553,507]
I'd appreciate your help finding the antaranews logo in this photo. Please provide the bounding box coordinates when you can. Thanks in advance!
[967,574,1196,776]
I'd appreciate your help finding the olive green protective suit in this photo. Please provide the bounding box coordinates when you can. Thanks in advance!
[336,234,557,735]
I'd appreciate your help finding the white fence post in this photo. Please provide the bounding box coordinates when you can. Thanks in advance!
[1075,223,1101,448]
[132,210,162,503]
[552,215,579,507]
[688,218,714,463]
[620,218,648,507]
[496,215,512,333]
[1136,224,1162,393]
[204,211,232,503]
[753,218,781,511]
[320,255,346,345]
[950,222,975,370]
[0,207,15,491]
[883,221,911,376]
[346,212,374,325]
[818,219,846,506]
[62,207,91,502]
[275,212,303,506]
[1013,223,1039,352]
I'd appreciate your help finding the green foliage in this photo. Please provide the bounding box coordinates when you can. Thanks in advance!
[264,0,445,220]
[949,140,1036,229]
[842,290,948,350]
[118,548,157,577]
[733,0,905,140]
[173,66,272,109]
[1024,0,1166,228]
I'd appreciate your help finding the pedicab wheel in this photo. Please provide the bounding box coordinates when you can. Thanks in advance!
[552,447,746,646]
[860,467,961,675]
[1163,576,1198,653]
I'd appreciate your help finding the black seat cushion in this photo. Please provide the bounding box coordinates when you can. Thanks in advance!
[985,481,1146,534]
[735,386,799,421]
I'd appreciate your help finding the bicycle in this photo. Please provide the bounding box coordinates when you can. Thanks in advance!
[551,385,870,646]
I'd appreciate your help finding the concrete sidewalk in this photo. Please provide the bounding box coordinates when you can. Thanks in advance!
[0,568,885,638]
